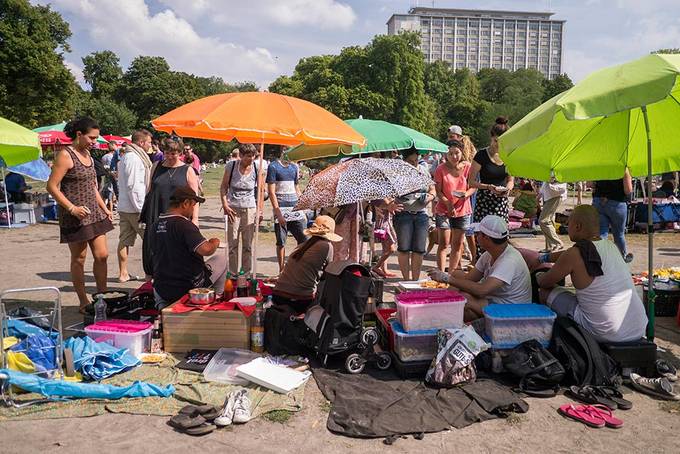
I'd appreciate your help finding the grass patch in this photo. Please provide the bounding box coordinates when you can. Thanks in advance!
[660,401,680,414]
[505,413,526,426]
[263,409,293,424]
[319,400,332,413]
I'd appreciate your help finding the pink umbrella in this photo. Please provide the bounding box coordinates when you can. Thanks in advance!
[102,135,131,145]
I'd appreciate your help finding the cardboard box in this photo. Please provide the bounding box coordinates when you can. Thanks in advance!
[162,304,250,353]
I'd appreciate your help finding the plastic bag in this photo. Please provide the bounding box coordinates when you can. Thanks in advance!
[426,326,489,388]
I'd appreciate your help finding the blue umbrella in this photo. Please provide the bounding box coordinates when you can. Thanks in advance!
[7,158,51,182]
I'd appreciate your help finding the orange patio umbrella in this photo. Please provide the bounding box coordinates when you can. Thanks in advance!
[152,92,365,277]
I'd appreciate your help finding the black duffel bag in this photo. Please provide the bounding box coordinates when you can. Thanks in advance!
[504,339,566,397]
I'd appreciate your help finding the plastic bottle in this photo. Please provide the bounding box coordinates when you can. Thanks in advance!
[150,319,163,353]
[237,269,248,297]
[94,294,107,323]
[251,299,265,353]
[263,295,273,309]
[223,273,234,300]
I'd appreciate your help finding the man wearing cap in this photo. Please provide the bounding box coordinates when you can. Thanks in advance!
[447,125,463,142]
[429,215,531,321]
[149,186,222,307]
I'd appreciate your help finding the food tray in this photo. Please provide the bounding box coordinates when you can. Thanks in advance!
[396,290,466,331]
[397,280,449,292]
[391,320,438,362]
[483,304,556,349]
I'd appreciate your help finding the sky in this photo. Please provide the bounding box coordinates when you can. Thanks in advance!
[37,0,680,89]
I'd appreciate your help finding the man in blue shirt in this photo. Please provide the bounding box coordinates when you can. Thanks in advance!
[266,147,308,271]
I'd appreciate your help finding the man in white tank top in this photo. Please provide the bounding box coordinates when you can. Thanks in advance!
[536,205,647,343]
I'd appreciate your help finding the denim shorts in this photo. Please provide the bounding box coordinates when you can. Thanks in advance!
[393,211,429,254]
[274,218,308,247]
[435,213,471,231]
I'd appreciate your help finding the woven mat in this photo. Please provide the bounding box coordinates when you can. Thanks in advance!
[0,355,305,421]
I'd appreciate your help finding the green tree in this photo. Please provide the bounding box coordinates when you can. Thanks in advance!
[75,94,137,135]
[652,48,680,54]
[82,50,123,99]
[542,73,573,102]
[0,0,78,127]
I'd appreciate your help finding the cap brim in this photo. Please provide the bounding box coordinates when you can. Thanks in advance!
[194,195,206,204]
[470,222,482,232]
[303,228,343,242]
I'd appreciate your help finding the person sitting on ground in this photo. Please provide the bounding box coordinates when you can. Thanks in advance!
[272,215,342,313]
[429,215,531,321]
[536,204,647,343]
[149,186,222,308]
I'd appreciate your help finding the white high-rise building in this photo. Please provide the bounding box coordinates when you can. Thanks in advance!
[387,7,565,79]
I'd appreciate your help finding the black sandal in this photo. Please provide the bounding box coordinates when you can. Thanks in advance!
[179,404,220,421]
[168,414,215,436]
[598,385,633,410]
[566,385,617,410]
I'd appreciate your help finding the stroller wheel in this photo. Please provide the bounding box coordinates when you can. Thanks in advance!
[345,353,366,374]
[376,353,392,370]
[361,327,379,346]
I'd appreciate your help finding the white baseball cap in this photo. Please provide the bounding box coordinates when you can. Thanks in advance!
[471,215,509,239]
[448,125,463,135]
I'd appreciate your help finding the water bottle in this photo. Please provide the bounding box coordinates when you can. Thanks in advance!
[94,294,107,323]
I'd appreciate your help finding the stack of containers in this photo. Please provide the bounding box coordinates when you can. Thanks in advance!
[391,290,467,364]
[482,303,557,349]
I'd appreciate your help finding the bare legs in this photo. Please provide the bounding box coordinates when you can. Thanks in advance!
[117,244,130,281]
[276,245,285,271]
[397,251,424,281]
[448,229,465,273]
[68,234,109,312]
[436,228,451,271]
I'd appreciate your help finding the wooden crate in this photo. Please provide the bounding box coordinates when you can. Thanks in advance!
[162,304,250,353]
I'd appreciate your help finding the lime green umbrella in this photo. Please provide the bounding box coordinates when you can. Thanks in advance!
[32,121,109,144]
[1,117,41,167]
[499,53,680,340]
[286,118,447,161]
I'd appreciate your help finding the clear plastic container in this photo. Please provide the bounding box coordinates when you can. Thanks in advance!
[203,348,261,384]
[391,320,438,362]
[85,320,153,358]
[396,290,466,331]
[483,304,557,349]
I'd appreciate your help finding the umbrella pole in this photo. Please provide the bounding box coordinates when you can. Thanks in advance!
[2,167,10,229]
[641,105,655,341]
[224,214,229,278]
[252,141,265,278]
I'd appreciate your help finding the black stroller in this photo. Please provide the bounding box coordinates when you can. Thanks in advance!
[304,261,392,374]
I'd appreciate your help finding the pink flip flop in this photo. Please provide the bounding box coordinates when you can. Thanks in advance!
[584,404,624,429]
[558,404,605,428]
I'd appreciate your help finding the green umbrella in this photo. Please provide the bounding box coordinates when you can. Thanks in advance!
[32,121,109,144]
[499,53,680,340]
[286,118,447,161]
[1,116,41,229]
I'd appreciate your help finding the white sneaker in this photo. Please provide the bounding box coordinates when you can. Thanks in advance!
[232,389,251,424]
[214,391,237,427]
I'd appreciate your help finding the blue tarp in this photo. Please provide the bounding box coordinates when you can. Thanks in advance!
[9,334,57,375]
[7,158,51,182]
[6,319,59,342]
[0,369,175,399]
[64,336,141,381]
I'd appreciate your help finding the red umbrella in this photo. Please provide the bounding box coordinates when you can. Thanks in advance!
[102,135,131,145]
[38,131,72,145]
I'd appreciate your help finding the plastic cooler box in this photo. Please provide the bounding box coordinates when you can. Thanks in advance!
[85,319,153,358]
[395,290,466,331]
[483,304,556,349]
[391,320,438,362]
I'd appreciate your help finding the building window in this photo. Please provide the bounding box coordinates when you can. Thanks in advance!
[446,45,454,50]
[445,20,455,26]
[433,19,443,26]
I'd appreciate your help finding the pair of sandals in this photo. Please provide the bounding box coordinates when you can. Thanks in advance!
[168,404,220,436]
[566,385,633,411]
[558,403,624,429]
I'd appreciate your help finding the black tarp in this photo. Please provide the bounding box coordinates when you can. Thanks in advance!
[314,369,528,438]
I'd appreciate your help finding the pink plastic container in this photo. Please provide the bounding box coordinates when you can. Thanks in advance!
[395,290,466,331]
[85,319,153,358]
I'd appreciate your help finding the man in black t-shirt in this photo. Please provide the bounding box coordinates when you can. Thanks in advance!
[150,186,221,307]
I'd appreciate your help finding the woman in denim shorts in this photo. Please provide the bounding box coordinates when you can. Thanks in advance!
[434,141,475,273]
[393,148,436,281]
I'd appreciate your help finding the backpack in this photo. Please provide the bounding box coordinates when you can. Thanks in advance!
[550,316,620,387]
[503,339,566,397]
[263,303,311,356]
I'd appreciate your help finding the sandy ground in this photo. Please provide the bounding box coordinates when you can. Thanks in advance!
[1,197,680,453]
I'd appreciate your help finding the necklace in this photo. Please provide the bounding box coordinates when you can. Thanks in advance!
[166,166,179,180]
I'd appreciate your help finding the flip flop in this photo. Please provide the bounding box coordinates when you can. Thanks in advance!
[566,386,617,410]
[118,275,141,283]
[598,386,633,410]
[558,404,605,428]
[179,404,220,421]
[585,404,624,429]
[168,414,215,436]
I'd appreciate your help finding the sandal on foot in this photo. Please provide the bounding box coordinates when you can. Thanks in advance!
[558,404,605,428]
[566,385,617,410]
[598,386,633,410]
[585,404,624,429]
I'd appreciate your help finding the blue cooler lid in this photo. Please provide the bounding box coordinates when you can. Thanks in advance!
[390,320,439,335]
[483,303,556,319]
